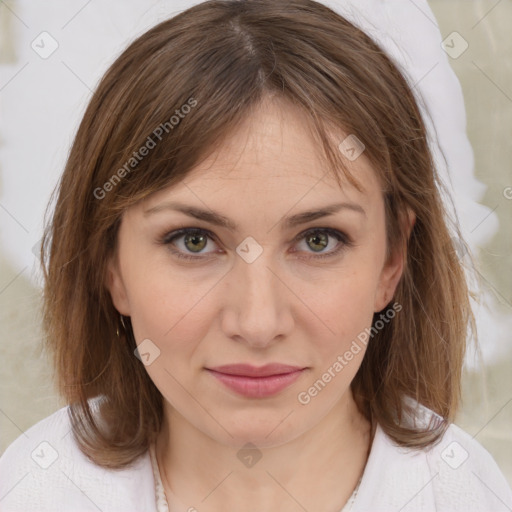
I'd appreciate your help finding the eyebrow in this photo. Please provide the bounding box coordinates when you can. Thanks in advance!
[144,201,366,230]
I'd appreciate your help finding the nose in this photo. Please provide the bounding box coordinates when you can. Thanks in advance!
[220,246,294,349]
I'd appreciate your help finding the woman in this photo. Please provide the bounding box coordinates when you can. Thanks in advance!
[1,1,511,511]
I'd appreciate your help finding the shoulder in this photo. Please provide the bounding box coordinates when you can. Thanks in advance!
[353,398,512,511]
[0,399,157,512]
[426,419,512,510]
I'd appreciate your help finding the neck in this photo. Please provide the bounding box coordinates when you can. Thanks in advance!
[155,391,373,512]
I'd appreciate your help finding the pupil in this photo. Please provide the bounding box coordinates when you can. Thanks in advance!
[185,234,206,253]
[308,233,327,252]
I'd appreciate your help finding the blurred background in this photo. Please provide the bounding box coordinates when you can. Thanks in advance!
[0,0,511,487]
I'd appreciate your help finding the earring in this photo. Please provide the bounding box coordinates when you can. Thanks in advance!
[116,314,127,338]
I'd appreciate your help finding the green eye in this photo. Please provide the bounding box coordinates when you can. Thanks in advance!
[305,231,329,252]
[291,228,351,259]
[162,228,218,261]
[182,232,208,253]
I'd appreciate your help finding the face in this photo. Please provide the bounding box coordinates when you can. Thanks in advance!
[107,96,407,449]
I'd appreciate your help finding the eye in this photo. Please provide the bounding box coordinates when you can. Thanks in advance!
[160,227,220,261]
[159,227,353,261]
[291,227,352,259]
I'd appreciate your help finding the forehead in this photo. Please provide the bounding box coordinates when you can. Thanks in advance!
[143,96,381,212]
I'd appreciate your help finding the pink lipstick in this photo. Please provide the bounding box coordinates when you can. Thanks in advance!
[205,363,306,398]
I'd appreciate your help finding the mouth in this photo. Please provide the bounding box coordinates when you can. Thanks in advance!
[205,363,307,398]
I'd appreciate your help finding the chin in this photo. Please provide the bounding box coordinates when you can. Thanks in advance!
[213,413,306,449]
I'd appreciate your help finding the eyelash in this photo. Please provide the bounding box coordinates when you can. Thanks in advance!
[159,227,353,262]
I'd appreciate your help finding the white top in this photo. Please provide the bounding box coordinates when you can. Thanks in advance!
[1,397,511,511]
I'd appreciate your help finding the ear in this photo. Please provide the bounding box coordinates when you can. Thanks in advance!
[374,208,416,312]
[105,252,131,316]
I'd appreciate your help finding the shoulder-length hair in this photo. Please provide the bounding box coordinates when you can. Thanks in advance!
[41,0,475,468]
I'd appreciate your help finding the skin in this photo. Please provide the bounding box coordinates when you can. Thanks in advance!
[107,95,415,512]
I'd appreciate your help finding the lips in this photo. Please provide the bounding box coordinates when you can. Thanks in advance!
[205,363,307,398]
[207,363,304,377]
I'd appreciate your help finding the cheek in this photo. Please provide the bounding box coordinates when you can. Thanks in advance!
[309,249,382,324]
[299,251,383,370]
[122,253,219,355]
[314,277,375,358]
[124,263,220,407]
[292,280,376,411]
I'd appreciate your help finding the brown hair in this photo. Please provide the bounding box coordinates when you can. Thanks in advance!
[41,0,476,468]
